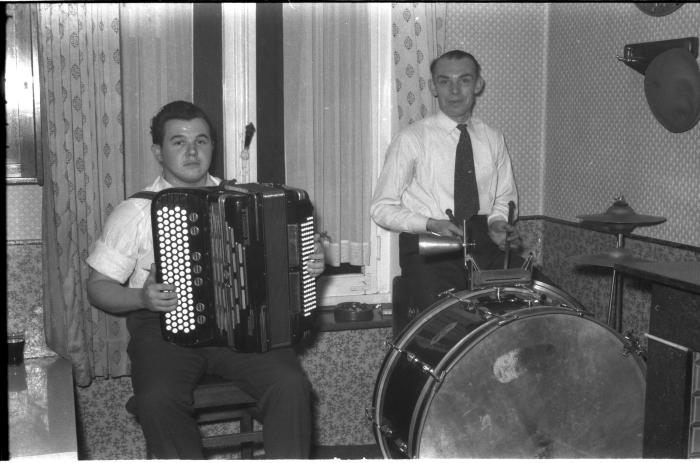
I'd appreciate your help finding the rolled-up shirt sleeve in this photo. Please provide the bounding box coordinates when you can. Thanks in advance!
[85,199,152,286]
[370,132,430,234]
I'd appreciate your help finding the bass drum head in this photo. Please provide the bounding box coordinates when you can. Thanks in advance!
[417,309,645,458]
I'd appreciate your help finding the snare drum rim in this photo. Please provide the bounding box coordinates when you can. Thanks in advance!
[530,279,586,310]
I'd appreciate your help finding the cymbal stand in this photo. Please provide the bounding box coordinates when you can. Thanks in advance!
[607,232,625,332]
[462,217,480,291]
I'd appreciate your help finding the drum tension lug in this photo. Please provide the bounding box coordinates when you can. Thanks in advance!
[622,330,646,358]
[386,340,443,382]
[366,409,411,456]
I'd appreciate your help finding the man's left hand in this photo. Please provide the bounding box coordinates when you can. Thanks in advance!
[488,219,522,251]
[306,233,326,278]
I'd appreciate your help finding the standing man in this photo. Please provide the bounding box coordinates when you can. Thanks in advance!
[371,50,527,334]
[86,100,325,458]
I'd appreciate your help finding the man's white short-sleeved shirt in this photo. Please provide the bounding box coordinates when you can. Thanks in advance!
[86,175,221,289]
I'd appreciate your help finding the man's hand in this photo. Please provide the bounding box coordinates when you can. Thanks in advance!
[488,219,521,251]
[426,218,463,238]
[141,263,178,313]
[306,233,326,278]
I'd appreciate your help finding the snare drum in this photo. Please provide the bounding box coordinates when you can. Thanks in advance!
[370,281,645,459]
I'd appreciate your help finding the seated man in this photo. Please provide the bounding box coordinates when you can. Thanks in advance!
[86,100,325,459]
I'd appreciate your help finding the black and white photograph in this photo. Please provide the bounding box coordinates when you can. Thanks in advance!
[5,2,700,460]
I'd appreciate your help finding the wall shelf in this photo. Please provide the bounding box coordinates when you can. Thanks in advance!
[617,36,698,74]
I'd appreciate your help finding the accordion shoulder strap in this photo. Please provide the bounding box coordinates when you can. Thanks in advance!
[128,191,157,201]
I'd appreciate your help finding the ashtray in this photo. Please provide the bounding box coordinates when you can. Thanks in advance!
[334,302,374,322]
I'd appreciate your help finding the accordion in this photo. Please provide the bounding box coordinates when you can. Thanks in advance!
[149,182,318,352]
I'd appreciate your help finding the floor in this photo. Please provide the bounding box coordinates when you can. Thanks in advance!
[311,444,383,459]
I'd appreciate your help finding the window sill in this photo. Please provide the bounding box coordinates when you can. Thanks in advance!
[315,304,392,332]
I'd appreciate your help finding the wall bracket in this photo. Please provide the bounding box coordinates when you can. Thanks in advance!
[617,37,698,74]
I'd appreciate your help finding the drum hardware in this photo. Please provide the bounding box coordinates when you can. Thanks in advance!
[575,196,666,333]
[439,289,514,323]
[384,339,444,382]
[438,287,587,327]
[365,409,410,456]
[503,201,516,269]
[622,331,646,358]
[419,213,534,291]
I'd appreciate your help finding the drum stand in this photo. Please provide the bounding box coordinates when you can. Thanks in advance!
[418,211,534,291]
[459,217,533,291]
[607,233,625,332]
[574,196,665,334]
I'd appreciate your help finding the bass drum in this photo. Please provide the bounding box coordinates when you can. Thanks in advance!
[371,281,645,459]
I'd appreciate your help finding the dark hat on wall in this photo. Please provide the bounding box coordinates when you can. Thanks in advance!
[644,47,700,133]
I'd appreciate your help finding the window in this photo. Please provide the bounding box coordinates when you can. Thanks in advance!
[5,3,43,185]
[221,4,395,306]
[282,4,394,306]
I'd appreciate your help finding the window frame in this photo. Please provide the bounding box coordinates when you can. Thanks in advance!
[222,3,396,307]
[309,3,395,307]
[5,3,43,185]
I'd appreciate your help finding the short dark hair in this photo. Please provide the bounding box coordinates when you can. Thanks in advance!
[430,50,481,79]
[150,100,216,146]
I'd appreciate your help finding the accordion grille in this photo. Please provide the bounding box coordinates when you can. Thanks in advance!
[154,204,202,337]
[299,215,317,317]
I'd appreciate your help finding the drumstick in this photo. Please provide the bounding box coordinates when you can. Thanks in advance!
[445,209,457,225]
[503,201,515,269]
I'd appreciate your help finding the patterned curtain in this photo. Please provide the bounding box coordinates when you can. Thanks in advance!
[392,3,446,129]
[283,3,372,267]
[39,3,126,387]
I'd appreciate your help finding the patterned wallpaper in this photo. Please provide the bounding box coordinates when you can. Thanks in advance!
[445,3,700,247]
[544,3,700,246]
[445,3,548,219]
[6,185,42,241]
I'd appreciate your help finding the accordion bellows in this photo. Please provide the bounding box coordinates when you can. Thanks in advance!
[151,182,317,352]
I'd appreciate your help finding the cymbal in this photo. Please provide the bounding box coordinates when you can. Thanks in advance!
[569,248,650,269]
[577,197,666,227]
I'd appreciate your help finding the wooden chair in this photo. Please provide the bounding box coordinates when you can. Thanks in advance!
[126,375,264,459]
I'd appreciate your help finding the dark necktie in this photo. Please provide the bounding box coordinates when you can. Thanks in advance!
[454,123,479,223]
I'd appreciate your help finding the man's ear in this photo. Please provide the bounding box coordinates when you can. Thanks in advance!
[475,76,485,96]
[428,78,438,97]
[151,144,163,164]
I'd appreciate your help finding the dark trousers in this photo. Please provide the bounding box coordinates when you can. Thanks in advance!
[126,315,311,459]
[395,216,550,336]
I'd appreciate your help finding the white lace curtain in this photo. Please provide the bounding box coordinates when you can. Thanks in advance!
[283,3,372,267]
